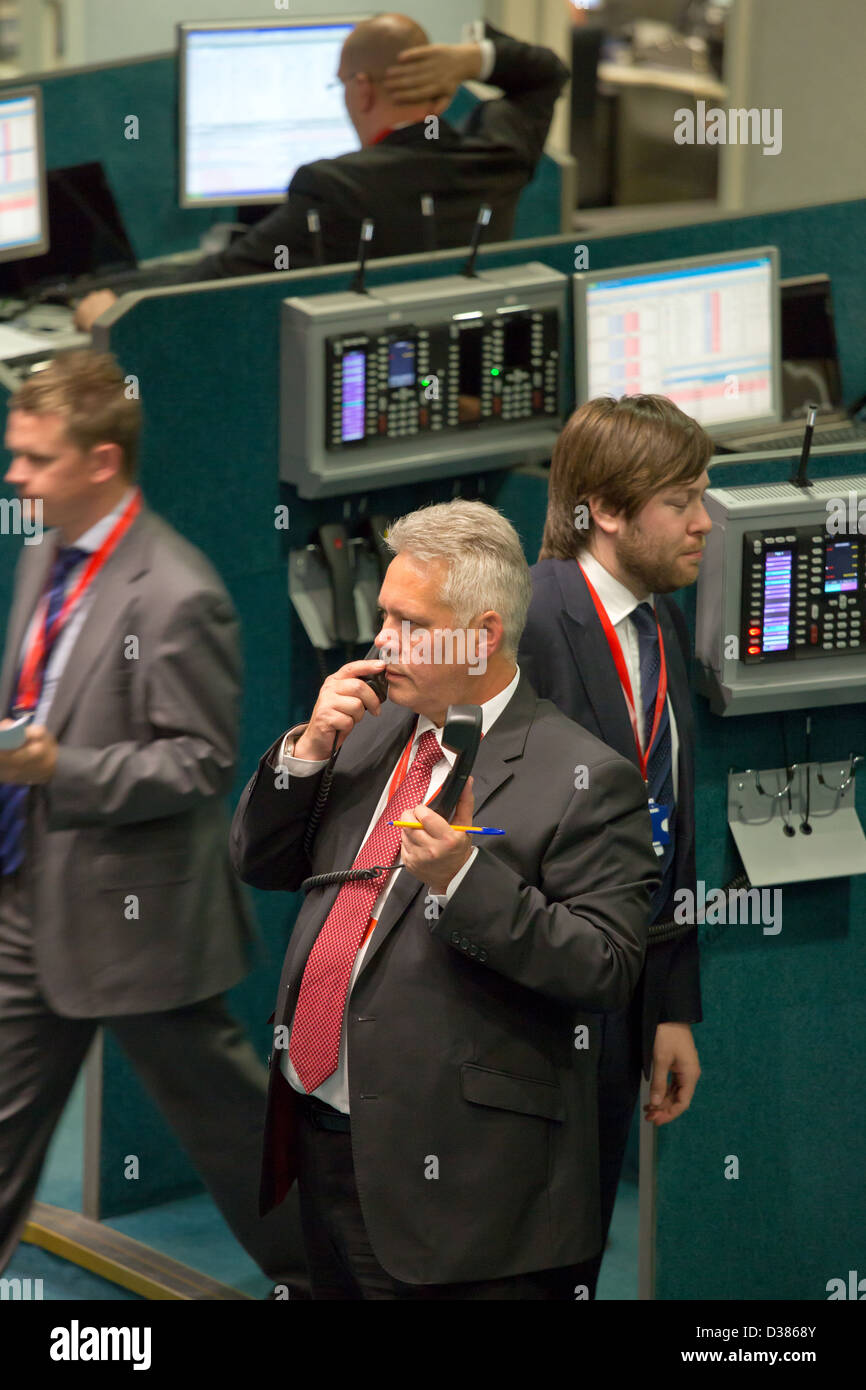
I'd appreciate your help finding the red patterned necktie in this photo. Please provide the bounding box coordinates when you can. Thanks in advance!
[289,728,443,1092]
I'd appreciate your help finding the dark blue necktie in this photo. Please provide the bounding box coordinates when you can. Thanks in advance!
[0,545,89,876]
[630,601,676,921]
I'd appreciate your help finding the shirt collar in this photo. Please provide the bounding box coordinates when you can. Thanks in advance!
[579,550,654,627]
[415,664,521,761]
[62,486,138,555]
[370,119,424,144]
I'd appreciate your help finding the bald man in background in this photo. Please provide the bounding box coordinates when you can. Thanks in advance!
[74,14,569,329]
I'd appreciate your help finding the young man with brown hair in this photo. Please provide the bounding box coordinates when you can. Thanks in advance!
[518,393,714,1298]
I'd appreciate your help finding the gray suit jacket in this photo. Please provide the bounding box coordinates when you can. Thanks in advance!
[0,503,257,1016]
[231,674,660,1284]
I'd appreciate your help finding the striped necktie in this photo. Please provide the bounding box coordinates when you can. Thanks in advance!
[0,545,89,876]
[630,601,676,921]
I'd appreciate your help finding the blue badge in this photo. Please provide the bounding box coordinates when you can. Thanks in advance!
[648,798,671,855]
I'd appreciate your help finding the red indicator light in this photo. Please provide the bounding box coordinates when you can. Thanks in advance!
[748,627,760,636]
[747,646,760,655]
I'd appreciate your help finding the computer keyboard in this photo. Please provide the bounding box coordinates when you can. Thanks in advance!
[35,263,182,305]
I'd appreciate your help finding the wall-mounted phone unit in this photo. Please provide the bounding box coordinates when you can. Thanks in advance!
[289,520,390,652]
[695,475,866,715]
[280,262,567,497]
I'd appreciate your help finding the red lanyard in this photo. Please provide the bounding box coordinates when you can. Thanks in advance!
[578,562,667,785]
[13,488,142,714]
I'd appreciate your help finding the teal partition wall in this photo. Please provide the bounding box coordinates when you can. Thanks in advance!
[1,195,864,1287]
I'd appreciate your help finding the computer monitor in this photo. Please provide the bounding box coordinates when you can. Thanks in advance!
[0,86,48,264]
[573,247,781,435]
[0,161,137,298]
[178,17,367,209]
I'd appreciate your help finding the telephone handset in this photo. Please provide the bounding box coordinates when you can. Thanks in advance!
[427,705,482,823]
[360,642,389,703]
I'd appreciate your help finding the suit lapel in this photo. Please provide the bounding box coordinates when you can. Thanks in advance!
[656,598,695,867]
[553,560,640,771]
[44,511,153,737]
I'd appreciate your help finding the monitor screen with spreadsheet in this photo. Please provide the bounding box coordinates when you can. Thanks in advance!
[0,88,48,264]
[573,248,781,435]
[178,17,366,208]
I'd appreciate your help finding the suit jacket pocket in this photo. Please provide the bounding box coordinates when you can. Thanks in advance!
[460,1062,565,1121]
[96,851,193,888]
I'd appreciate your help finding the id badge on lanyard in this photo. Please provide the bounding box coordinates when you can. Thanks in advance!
[647,798,671,855]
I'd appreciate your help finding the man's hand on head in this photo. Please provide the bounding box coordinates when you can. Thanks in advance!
[400,776,474,895]
[0,724,58,784]
[73,290,118,333]
[382,42,482,106]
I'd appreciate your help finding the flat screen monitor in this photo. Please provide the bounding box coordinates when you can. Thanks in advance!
[0,87,48,264]
[178,17,366,208]
[573,247,781,435]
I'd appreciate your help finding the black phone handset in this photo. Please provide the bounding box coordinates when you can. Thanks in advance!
[427,705,482,823]
[359,641,389,703]
[301,693,483,894]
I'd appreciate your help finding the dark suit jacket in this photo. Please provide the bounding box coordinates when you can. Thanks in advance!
[168,23,569,282]
[0,505,257,1015]
[230,673,660,1285]
[517,558,702,1078]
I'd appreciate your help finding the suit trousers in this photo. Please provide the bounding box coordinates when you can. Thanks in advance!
[294,1103,586,1299]
[0,867,308,1293]
[570,1001,644,1299]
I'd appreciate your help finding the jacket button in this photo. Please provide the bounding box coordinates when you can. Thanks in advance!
[478,949,488,963]
[460,937,470,951]
[451,931,461,944]
[469,944,478,956]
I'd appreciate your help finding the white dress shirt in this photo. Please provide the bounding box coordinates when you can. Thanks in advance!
[17,488,137,725]
[579,550,680,796]
[276,664,521,1113]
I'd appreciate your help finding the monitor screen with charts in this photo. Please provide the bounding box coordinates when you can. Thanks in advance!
[573,248,781,435]
[0,88,48,264]
[179,17,365,208]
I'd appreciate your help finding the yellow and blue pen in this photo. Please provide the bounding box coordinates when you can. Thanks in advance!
[389,820,504,835]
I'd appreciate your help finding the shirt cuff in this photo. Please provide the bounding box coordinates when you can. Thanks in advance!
[270,730,329,775]
[461,22,494,82]
[477,38,496,83]
[428,846,478,909]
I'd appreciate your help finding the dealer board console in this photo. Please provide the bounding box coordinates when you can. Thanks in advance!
[695,476,866,715]
[280,263,567,497]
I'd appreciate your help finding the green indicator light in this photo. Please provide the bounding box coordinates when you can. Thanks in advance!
[490,368,500,376]
[421,377,430,386]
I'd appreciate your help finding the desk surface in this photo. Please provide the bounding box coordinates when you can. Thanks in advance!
[598,60,727,101]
